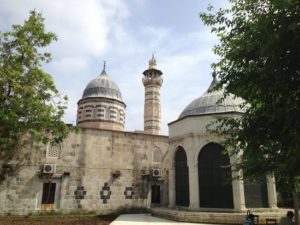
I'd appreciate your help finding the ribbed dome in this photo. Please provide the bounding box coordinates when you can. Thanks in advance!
[179,78,245,119]
[82,69,123,101]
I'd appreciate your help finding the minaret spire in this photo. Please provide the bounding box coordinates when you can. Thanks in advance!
[148,53,157,69]
[100,60,107,76]
[207,76,219,92]
[142,54,163,135]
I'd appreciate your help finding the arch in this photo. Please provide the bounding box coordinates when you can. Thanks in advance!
[175,146,189,206]
[198,143,233,208]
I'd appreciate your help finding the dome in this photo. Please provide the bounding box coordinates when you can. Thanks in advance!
[82,68,123,101]
[179,78,245,119]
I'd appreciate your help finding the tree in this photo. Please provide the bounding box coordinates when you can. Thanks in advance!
[0,11,68,162]
[200,0,300,223]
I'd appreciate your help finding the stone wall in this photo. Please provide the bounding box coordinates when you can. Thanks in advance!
[0,128,169,215]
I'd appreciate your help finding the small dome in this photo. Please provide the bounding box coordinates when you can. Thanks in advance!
[82,68,123,101]
[179,78,245,119]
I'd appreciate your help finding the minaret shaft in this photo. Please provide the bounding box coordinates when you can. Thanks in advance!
[142,55,163,135]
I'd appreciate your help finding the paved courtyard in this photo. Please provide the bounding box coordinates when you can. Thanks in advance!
[110,214,216,225]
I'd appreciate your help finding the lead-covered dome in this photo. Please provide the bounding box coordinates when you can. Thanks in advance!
[82,69,123,101]
[77,64,126,131]
[179,78,245,119]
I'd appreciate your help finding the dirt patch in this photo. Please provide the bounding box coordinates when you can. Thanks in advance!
[0,215,117,225]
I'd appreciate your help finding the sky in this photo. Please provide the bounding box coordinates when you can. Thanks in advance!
[0,0,227,135]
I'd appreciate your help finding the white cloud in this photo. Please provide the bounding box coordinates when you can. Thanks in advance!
[49,57,89,76]
[0,0,220,135]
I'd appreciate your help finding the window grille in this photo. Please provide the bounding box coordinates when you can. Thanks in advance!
[152,149,162,164]
[47,142,60,159]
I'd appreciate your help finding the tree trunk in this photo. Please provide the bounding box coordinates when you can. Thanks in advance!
[293,191,299,225]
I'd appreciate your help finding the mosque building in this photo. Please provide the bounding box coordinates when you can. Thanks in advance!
[0,55,278,219]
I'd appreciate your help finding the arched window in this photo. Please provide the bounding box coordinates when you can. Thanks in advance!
[198,143,233,208]
[46,142,61,159]
[175,146,189,207]
[152,148,162,164]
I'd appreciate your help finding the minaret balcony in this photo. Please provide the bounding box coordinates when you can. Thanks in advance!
[142,76,163,86]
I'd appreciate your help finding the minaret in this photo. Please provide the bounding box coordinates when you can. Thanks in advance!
[142,54,163,135]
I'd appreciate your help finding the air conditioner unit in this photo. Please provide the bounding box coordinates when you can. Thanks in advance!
[43,164,56,174]
[152,168,162,177]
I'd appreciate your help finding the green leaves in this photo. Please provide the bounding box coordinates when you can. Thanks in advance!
[0,10,68,161]
[201,0,300,193]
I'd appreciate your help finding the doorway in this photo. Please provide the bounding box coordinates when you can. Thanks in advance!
[198,143,234,208]
[174,147,189,206]
[41,182,56,210]
[151,184,161,204]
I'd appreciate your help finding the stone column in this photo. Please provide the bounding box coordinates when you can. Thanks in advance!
[230,153,246,212]
[168,167,176,208]
[188,160,199,210]
[231,171,246,211]
[147,183,152,208]
[267,175,277,208]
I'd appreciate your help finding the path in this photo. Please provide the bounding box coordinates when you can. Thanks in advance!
[110,214,217,225]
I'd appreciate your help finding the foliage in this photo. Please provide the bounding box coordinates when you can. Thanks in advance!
[200,0,300,220]
[0,11,68,161]
[201,0,300,190]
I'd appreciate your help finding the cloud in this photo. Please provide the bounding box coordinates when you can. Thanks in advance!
[0,0,130,58]
[0,0,220,135]
[49,57,89,76]
[0,0,131,124]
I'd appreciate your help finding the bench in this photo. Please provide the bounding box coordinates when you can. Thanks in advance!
[266,219,277,225]
[253,215,259,225]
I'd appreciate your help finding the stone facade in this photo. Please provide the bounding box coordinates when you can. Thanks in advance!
[0,58,279,216]
[0,129,169,215]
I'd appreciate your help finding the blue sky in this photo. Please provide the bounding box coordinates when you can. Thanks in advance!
[0,0,227,135]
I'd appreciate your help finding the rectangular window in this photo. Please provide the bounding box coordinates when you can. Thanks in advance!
[42,182,56,204]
